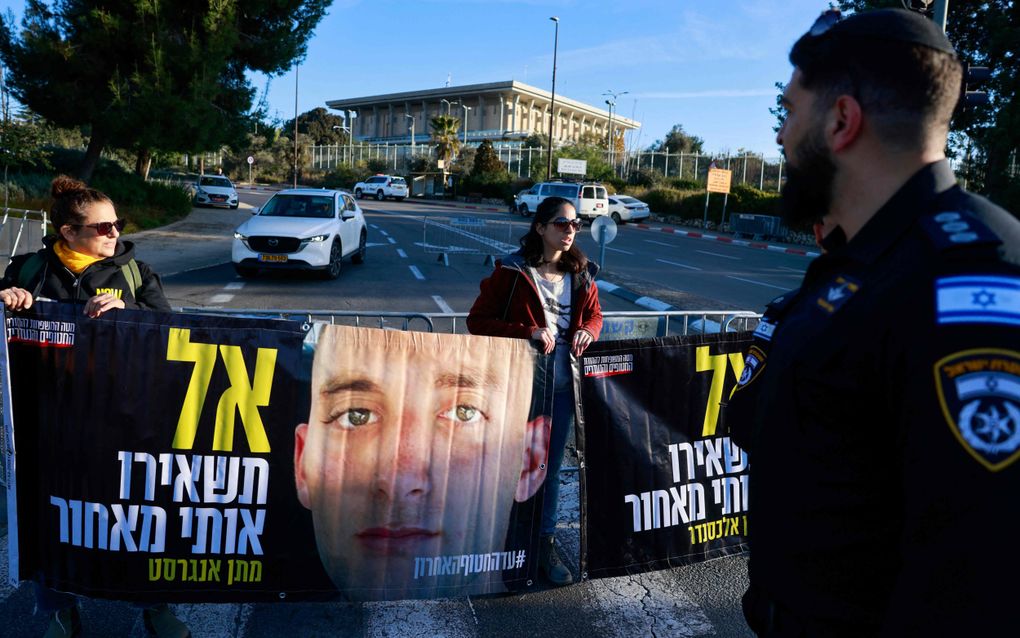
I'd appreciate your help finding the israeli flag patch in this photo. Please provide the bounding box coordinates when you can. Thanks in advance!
[936,275,1020,326]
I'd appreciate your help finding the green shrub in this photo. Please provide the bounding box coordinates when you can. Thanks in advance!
[461,171,512,200]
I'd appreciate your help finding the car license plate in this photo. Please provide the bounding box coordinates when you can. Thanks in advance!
[212,195,226,201]
[259,254,287,263]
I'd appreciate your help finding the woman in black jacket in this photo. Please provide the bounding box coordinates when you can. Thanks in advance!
[0,175,170,317]
[0,176,184,637]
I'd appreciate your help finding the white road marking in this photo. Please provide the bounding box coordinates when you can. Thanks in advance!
[696,249,741,260]
[365,242,388,248]
[588,571,715,638]
[388,237,397,244]
[645,240,678,248]
[379,229,390,236]
[779,266,805,273]
[409,266,425,280]
[606,246,634,254]
[727,275,789,290]
[397,249,408,258]
[224,282,245,290]
[210,294,234,303]
[432,295,454,313]
[365,599,478,638]
[370,224,381,229]
[656,258,702,271]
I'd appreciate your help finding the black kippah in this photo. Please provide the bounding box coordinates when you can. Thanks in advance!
[824,8,956,56]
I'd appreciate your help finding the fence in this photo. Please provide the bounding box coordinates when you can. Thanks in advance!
[173,308,761,339]
[308,142,786,191]
[1,208,48,266]
[421,215,520,266]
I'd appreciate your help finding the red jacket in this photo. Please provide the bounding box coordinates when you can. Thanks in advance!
[467,253,603,341]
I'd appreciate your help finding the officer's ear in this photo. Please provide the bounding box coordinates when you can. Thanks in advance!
[827,94,863,153]
[516,415,552,502]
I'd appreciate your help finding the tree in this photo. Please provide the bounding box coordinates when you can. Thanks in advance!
[284,107,348,146]
[430,115,461,166]
[649,124,705,155]
[471,140,505,175]
[786,1,1018,211]
[0,0,329,181]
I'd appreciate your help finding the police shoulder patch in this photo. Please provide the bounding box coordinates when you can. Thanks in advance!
[934,349,1020,471]
[922,210,1001,252]
[815,275,861,314]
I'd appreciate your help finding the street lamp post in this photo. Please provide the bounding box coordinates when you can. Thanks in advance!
[405,114,415,156]
[331,125,350,165]
[603,89,628,168]
[346,110,357,164]
[460,105,472,144]
[547,16,559,180]
[293,64,299,188]
[441,99,452,115]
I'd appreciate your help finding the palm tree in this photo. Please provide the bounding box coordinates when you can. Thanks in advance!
[430,115,461,165]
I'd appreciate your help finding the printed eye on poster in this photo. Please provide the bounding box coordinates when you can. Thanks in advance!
[2,303,751,603]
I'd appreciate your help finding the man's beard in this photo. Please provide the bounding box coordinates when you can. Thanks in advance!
[780,129,836,230]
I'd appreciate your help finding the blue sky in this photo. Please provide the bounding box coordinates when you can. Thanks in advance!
[1,0,835,157]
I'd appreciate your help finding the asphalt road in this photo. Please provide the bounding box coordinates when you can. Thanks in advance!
[0,190,820,637]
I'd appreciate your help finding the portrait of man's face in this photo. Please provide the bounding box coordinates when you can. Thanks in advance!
[294,326,549,600]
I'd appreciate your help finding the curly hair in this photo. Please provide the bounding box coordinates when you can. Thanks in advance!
[518,196,589,274]
[49,175,113,230]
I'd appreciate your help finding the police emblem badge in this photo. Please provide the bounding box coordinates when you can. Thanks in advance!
[934,349,1020,471]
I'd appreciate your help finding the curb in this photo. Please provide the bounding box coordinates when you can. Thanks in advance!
[632,223,820,258]
[407,198,506,213]
[597,280,674,311]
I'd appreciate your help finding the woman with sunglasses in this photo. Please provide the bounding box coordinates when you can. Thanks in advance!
[0,175,171,317]
[467,195,602,587]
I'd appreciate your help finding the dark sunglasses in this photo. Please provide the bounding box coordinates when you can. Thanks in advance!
[808,8,841,37]
[549,217,582,232]
[71,219,126,235]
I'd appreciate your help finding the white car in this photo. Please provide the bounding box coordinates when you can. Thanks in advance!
[515,181,609,220]
[607,195,651,223]
[193,175,239,209]
[353,174,408,201]
[231,189,367,279]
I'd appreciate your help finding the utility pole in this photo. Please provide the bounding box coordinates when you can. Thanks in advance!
[547,17,559,180]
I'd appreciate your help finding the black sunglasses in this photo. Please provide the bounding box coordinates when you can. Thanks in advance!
[808,8,841,37]
[549,217,582,232]
[71,219,126,235]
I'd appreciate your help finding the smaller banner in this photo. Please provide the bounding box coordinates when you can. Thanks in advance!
[578,333,751,579]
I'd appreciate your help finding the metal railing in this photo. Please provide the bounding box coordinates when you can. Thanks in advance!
[174,308,761,338]
[422,216,520,266]
[1,208,48,266]
[307,142,787,192]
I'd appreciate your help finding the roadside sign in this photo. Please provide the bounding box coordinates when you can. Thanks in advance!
[707,168,732,194]
[590,216,618,244]
[558,158,587,175]
[246,156,255,165]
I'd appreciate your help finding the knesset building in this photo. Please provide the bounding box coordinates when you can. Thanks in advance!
[326,80,640,147]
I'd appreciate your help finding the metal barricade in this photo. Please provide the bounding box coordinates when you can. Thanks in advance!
[421,216,519,266]
[729,213,787,242]
[176,308,760,337]
[1,208,49,265]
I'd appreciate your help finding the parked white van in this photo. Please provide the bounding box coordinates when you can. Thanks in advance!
[514,180,610,220]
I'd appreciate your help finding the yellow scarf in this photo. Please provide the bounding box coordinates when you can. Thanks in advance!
[53,239,104,275]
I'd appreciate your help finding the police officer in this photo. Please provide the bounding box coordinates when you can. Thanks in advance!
[731,9,1020,636]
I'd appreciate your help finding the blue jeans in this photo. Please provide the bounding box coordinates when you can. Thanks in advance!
[541,384,575,536]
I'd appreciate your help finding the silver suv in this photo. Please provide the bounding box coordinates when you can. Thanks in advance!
[354,175,408,201]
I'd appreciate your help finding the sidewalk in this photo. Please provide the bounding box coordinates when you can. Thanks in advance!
[125,206,252,276]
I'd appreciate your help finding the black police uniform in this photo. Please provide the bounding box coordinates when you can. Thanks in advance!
[730,160,1020,636]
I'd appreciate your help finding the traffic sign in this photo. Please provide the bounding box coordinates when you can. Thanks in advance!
[558,158,587,175]
[590,216,618,244]
[247,156,255,165]
[706,168,732,194]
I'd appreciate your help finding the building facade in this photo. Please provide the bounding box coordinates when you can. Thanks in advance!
[325,80,640,147]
